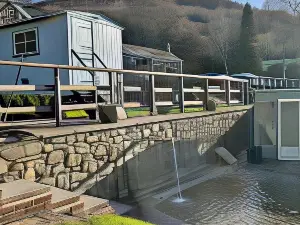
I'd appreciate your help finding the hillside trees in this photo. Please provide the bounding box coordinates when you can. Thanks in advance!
[208,8,240,74]
[235,3,262,74]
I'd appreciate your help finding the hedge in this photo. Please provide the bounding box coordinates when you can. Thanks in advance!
[0,94,54,107]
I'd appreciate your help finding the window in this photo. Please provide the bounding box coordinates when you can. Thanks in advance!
[13,28,39,56]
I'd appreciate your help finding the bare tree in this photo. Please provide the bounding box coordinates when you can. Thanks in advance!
[263,0,300,15]
[208,8,240,74]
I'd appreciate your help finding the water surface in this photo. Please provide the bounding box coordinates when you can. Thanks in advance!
[156,162,300,225]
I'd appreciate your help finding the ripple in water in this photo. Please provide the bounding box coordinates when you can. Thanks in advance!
[156,164,300,225]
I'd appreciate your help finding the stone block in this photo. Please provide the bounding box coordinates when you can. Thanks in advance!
[124,141,132,150]
[77,134,85,142]
[82,161,97,173]
[40,177,55,186]
[0,158,8,174]
[50,137,66,144]
[86,136,99,143]
[25,161,35,168]
[47,150,64,165]
[53,144,68,150]
[143,129,151,138]
[16,154,42,163]
[10,163,24,171]
[52,163,65,177]
[57,173,70,190]
[43,144,54,153]
[94,145,107,157]
[1,142,42,161]
[82,154,94,162]
[74,142,90,154]
[34,162,45,176]
[152,124,159,132]
[166,129,173,138]
[118,129,126,135]
[24,168,35,181]
[66,135,76,144]
[70,172,88,183]
[66,154,82,167]
[114,136,123,144]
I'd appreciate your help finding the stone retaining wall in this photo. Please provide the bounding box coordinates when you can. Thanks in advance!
[0,109,249,195]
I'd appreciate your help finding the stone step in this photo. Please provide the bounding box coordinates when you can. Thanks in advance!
[51,200,84,215]
[0,192,52,224]
[49,186,81,210]
[0,180,51,205]
[79,195,109,216]
[90,205,115,216]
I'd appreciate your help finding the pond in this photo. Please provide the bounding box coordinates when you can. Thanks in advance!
[156,162,300,225]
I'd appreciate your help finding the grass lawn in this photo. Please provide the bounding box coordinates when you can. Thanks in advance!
[58,214,154,225]
[125,104,231,118]
[263,58,300,71]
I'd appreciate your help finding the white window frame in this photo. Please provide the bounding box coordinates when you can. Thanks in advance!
[12,28,39,57]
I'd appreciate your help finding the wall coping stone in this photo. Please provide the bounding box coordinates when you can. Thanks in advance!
[2,105,252,138]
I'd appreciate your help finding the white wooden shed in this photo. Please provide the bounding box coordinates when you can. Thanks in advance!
[0,7,123,91]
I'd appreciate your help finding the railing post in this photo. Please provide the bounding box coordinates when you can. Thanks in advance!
[54,68,62,127]
[243,81,249,105]
[179,76,184,113]
[149,74,157,115]
[225,80,231,106]
[204,79,209,110]
[119,73,124,107]
[109,72,115,104]
[241,82,245,105]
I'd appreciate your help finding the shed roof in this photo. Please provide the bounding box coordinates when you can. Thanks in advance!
[123,44,182,62]
[0,9,123,29]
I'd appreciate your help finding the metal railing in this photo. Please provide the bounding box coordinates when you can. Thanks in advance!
[0,60,248,127]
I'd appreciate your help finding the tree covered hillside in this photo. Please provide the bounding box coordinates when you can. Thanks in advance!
[37,0,300,77]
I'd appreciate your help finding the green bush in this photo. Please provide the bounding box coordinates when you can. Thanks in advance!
[38,95,53,106]
[22,94,40,106]
[0,94,23,107]
[0,94,54,107]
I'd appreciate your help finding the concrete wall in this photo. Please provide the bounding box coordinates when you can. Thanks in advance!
[0,109,250,200]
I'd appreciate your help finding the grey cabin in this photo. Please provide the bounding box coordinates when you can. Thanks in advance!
[122,44,183,107]
[0,1,123,96]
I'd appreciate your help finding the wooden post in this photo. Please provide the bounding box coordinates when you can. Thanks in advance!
[109,72,115,104]
[119,73,124,107]
[54,68,62,127]
[116,73,120,105]
[149,75,157,115]
[94,88,99,122]
[179,76,184,113]
[204,79,209,110]
[225,80,231,106]
[243,81,249,105]
[241,82,245,105]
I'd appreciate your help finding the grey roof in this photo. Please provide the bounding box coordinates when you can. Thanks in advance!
[0,10,123,29]
[123,44,182,62]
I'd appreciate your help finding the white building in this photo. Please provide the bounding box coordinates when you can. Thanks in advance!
[0,1,123,89]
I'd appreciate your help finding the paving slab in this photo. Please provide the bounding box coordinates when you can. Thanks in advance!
[49,186,80,209]
[80,195,108,214]
[0,180,50,205]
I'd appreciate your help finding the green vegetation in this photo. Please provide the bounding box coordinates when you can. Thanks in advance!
[125,106,205,117]
[0,94,54,107]
[57,215,154,225]
[63,110,89,119]
[263,58,300,72]
[235,3,262,74]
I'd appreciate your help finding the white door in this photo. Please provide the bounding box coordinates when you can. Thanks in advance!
[71,17,93,85]
[278,99,300,160]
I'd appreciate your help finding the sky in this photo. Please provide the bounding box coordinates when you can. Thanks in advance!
[236,0,264,8]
